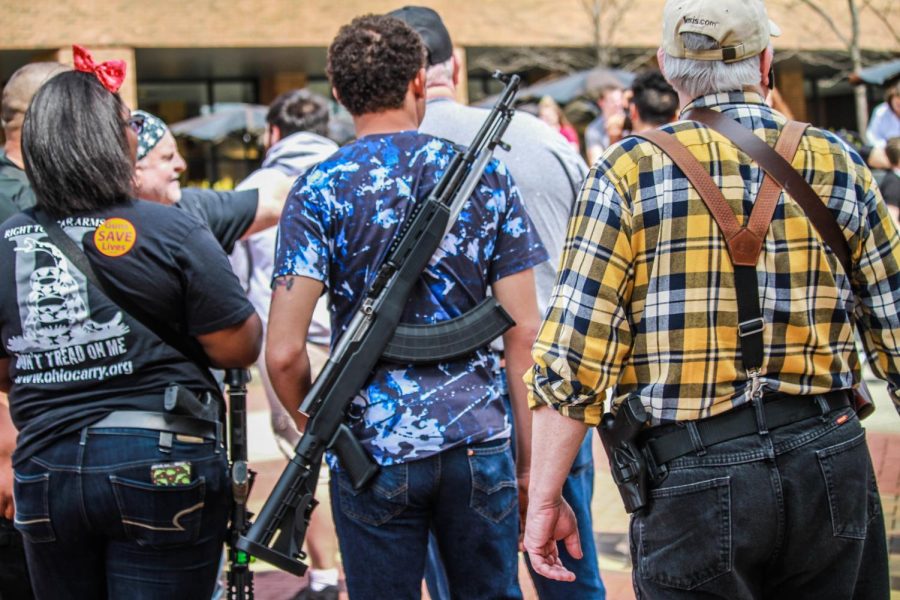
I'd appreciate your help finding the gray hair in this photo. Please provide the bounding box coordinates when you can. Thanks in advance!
[663,33,762,99]
[425,57,455,89]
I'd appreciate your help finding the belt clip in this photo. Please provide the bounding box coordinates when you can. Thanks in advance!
[642,445,668,484]
[686,421,707,457]
[815,395,832,422]
[158,431,174,453]
[748,369,768,436]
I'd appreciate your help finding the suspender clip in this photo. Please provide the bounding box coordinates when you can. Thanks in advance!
[748,368,765,401]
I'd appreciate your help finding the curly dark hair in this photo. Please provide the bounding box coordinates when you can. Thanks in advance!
[326,14,425,116]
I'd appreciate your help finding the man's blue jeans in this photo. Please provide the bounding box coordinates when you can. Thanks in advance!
[330,438,522,600]
[631,404,889,598]
[426,372,605,600]
[426,434,605,600]
[14,427,230,599]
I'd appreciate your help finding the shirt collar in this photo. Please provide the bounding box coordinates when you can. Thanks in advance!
[680,90,768,117]
[0,150,18,170]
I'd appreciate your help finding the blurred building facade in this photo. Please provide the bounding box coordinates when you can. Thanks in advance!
[3,0,897,181]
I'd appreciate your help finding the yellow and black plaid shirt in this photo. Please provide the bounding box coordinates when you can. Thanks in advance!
[527,91,900,426]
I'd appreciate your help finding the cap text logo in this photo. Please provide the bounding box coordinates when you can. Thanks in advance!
[684,16,719,27]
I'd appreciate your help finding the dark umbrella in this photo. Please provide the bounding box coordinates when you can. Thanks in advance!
[169,103,268,143]
[476,67,635,107]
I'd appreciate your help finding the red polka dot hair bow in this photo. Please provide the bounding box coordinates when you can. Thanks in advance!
[73,44,126,93]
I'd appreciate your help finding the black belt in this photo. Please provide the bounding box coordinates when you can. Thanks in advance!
[641,390,852,467]
[89,410,219,441]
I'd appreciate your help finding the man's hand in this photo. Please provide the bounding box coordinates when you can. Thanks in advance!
[524,496,582,582]
[240,171,294,237]
[254,171,293,230]
[0,398,16,520]
[524,405,591,580]
[0,456,13,520]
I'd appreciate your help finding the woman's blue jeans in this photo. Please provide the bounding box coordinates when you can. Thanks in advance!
[14,427,230,600]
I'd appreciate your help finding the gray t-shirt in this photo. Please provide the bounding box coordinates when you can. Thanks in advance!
[420,98,588,313]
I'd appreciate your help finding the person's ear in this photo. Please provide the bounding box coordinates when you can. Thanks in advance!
[760,47,774,89]
[412,68,427,100]
[269,124,282,145]
[451,50,461,87]
[331,86,342,106]
[657,47,667,78]
[629,104,639,124]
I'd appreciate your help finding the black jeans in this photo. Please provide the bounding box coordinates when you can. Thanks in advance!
[630,405,889,599]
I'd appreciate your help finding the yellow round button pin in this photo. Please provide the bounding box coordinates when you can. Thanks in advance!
[94,218,137,257]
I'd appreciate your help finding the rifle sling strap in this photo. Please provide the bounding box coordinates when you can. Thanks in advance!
[632,116,807,373]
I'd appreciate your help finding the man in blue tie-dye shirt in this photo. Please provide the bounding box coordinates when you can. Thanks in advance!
[266,14,548,600]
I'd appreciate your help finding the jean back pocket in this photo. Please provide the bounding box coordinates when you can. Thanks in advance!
[110,475,205,547]
[336,463,408,527]
[816,431,873,540]
[468,439,517,524]
[637,476,732,590]
[13,472,55,543]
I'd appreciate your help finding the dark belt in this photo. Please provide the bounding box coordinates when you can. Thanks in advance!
[89,410,219,441]
[641,390,852,467]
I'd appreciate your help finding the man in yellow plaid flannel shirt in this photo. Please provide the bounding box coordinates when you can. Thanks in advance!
[524,0,900,596]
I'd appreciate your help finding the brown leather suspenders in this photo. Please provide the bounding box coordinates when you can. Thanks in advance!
[634,121,806,268]
[630,110,857,412]
[687,108,852,275]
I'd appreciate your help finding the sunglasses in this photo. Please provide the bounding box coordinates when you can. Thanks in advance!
[127,113,145,136]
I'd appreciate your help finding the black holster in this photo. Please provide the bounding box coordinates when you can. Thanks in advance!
[597,396,650,514]
[164,383,219,422]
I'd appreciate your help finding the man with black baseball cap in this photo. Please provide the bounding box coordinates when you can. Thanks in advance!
[387,6,453,66]
[389,6,604,599]
[525,0,896,597]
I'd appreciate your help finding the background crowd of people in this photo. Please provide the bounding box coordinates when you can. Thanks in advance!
[0,1,898,599]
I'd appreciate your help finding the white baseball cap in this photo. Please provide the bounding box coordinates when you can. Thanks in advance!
[662,0,781,63]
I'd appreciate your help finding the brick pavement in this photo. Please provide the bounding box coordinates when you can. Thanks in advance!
[242,374,900,599]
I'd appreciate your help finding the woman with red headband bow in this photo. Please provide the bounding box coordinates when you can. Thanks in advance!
[0,47,262,599]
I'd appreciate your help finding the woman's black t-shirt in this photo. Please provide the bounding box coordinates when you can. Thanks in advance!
[0,198,256,465]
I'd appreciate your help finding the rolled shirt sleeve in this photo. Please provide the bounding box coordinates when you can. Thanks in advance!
[526,166,635,426]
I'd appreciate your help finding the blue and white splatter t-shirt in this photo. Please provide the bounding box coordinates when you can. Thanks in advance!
[273,131,548,466]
